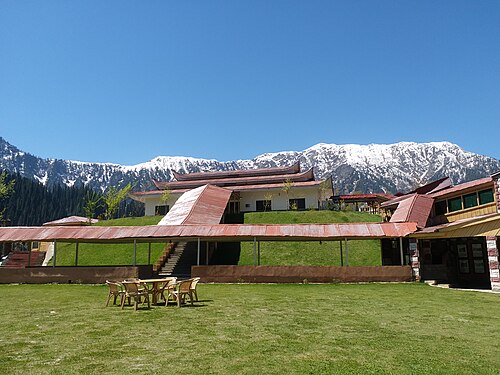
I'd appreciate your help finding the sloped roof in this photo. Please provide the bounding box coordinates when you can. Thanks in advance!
[408,177,452,195]
[412,213,500,238]
[389,194,434,228]
[153,168,315,191]
[158,185,232,225]
[429,177,493,199]
[129,188,189,201]
[226,180,323,191]
[130,180,325,203]
[336,193,394,202]
[380,193,415,208]
[43,216,98,226]
[381,177,452,208]
[172,162,300,181]
[0,222,417,243]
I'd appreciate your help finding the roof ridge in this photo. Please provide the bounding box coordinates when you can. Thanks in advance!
[172,161,301,181]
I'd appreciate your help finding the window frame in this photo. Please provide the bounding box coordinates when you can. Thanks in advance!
[434,187,496,216]
[478,188,494,205]
[462,192,478,209]
[256,200,272,212]
[155,205,169,215]
[289,198,306,210]
[447,197,463,213]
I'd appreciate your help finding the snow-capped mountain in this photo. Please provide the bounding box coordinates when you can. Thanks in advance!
[1,136,499,194]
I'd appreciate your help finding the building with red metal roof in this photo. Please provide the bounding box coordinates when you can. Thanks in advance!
[1,164,499,290]
[43,216,99,226]
[379,172,500,291]
[130,161,333,216]
[331,193,395,214]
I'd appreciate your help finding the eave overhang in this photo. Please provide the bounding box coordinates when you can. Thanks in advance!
[410,213,500,239]
[0,222,418,244]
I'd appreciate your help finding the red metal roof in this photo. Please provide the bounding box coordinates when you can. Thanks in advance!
[429,177,493,199]
[131,180,324,201]
[408,177,452,195]
[228,180,323,191]
[129,189,187,203]
[158,185,232,225]
[0,222,417,243]
[43,216,98,226]
[131,189,189,197]
[337,194,394,201]
[380,194,414,208]
[172,162,300,181]
[389,194,434,228]
[153,168,315,191]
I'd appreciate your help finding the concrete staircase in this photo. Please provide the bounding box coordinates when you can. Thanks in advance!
[158,241,198,277]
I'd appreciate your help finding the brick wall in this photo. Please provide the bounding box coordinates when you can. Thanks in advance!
[495,177,500,213]
[486,236,500,292]
[0,266,153,284]
[408,238,420,281]
[192,265,413,283]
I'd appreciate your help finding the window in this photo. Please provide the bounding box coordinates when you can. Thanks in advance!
[436,187,495,217]
[447,197,462,212]
[155,205,169,215]
[434,200,447,215]
[227,201,240,214]
[478,189,494,205]
[256,200,271,212]
[289,198,306,210]
[463,192,478,209]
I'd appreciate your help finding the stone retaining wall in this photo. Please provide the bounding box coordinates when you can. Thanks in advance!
[0,266,153,284]
[192,265,413,283]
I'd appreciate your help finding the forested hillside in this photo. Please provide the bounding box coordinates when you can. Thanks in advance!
[0,171,144,226]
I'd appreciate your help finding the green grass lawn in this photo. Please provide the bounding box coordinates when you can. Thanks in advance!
[52,211,383,267]
[0,283,498,374]
[51,216,165,266]
[239,210,382,266]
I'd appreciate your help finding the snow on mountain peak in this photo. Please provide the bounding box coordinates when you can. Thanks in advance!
[1,136,499,194]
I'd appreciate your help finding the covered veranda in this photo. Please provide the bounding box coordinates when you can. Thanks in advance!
[410,214,500,290]
[0,222,417,284]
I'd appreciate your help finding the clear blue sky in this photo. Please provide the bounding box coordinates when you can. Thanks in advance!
[1,1,499,165]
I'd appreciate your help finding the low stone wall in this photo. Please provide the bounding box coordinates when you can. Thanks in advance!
[192,265,413,283]
[0,266,153,284]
